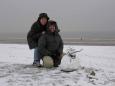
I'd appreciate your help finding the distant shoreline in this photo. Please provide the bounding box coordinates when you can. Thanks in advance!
[0,38,115,46]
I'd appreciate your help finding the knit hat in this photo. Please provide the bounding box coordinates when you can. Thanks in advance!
[38,13,49,20]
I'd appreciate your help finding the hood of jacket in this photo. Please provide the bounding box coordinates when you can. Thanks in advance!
[46,20,60,35]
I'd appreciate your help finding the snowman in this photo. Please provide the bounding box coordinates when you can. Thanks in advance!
[59,48,83,72]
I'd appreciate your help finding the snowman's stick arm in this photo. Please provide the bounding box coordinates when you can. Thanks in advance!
[69,49,83,54]
[63,49,83,56]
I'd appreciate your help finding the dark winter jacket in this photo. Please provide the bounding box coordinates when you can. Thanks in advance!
[38,21,63,57]
[27,22,47,49]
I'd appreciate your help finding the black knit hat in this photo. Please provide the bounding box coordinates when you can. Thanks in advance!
[38,13,49,20]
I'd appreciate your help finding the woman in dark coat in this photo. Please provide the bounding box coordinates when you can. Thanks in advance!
[38,20,63,67]
[27,13,49,66]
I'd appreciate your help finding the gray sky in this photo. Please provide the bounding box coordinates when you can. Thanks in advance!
[0,0,115,39]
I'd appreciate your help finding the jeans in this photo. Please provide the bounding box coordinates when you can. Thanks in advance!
[33,47,42,64]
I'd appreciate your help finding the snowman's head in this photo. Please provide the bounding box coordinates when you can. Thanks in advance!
[66,48,76,59]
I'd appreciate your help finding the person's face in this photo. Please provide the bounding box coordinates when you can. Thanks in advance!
[40,17,48,26]
[49,25,56,32]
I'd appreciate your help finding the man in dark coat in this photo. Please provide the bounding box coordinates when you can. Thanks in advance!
[27,13,49,66]
[38,20,63,67]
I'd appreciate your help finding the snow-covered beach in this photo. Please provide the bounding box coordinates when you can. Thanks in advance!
[0,44,115,86]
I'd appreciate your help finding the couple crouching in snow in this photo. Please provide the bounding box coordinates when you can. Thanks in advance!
[27,13,63,67]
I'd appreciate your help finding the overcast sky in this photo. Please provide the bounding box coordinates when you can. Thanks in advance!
[0,0,115,38]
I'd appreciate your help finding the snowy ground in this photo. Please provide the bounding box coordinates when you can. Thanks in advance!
[0,44,115,86]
